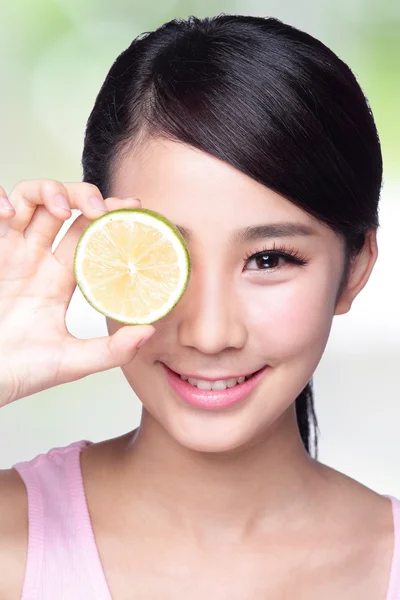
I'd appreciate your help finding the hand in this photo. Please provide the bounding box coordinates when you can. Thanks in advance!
[0,180,155,407]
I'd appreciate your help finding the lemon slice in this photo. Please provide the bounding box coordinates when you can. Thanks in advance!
[74,208,191,325]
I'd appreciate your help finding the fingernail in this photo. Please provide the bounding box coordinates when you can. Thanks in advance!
[90,196,107,212]
[55,194,71,212]
[137,330,155,348]
[0,197,14,211]
[123,196,140,202]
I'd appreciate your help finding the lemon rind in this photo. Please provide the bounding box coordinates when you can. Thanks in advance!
[74,208,191,325]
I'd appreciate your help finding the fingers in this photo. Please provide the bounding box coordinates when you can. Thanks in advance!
[0,186,15,218]
[6,179,111,235]
[24,205,73,249]
[54,196,142,271]
[63,325,155,381]
[0,186,14,238]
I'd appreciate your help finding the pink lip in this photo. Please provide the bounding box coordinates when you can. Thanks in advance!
[162,363,269,410]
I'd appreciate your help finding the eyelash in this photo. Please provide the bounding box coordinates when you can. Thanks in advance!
[242,242,309,273]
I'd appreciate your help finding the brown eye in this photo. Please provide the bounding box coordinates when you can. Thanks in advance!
[246,252,283,270]
[243,247,309,272]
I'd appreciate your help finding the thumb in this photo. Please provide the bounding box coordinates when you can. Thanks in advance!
[63,325,155,381]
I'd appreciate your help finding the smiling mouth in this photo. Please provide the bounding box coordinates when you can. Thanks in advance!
[162,363,270,410]
[166,365,265,391]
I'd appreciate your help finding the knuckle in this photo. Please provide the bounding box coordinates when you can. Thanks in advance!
[10,179,66,197]
[8,179,33,199]
[9,179,27,193]
[12,178,39,189]
[80,182,103,199]
[41,179,68,196]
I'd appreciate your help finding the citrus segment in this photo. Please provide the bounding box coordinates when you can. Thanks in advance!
[74,208,190,325]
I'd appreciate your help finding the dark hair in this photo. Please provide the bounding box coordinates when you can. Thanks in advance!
[81,14,382,459]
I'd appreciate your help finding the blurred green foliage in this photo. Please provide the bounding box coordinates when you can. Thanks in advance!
[0,0,398,186]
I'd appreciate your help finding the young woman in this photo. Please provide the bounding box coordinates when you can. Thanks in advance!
[0,14,398,600]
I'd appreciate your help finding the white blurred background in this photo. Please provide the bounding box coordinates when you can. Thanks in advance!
[0,0,399,497]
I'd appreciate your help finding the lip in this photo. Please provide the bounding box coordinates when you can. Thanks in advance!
[162,363,269,410]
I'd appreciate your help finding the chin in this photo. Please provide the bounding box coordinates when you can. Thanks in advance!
[173,432,251,455]
[161,411,266,455]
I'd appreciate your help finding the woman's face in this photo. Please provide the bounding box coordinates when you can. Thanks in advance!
[107,137,370,453]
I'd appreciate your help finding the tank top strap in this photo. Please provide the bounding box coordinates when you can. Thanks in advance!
[13,440,112,600]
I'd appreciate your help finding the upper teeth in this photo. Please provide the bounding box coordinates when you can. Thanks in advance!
[179,375,249,390]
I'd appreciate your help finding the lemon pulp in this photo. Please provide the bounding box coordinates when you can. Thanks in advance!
[74,208,190,325]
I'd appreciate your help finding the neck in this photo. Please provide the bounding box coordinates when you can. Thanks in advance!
[114,407,326,544]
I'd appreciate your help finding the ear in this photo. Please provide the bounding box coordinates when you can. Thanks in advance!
[334,229,378,316]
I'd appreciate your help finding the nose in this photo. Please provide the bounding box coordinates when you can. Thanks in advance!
[175,267,247,354]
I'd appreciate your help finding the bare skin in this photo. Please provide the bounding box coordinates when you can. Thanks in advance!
[75,424,395,600]
[0,431,395,599]
[0,138,395,598]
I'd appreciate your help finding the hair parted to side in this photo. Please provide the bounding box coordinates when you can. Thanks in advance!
[81,14,383,459]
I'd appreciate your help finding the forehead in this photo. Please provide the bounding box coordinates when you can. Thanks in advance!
[111,137,331,244]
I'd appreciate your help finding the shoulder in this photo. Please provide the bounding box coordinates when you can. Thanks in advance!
[313,462,397,595]
[0,439,92,600]
[0,467,28,600]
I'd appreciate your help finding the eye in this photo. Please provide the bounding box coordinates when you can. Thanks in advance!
[243,243,309,273]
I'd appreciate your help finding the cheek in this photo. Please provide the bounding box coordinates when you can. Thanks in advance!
[245,276,335,361]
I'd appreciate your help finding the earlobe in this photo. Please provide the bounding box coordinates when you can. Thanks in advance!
[334,299,351,316]
[334,229,378,316]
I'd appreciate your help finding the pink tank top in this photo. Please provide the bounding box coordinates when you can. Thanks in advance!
[12,440,400,600]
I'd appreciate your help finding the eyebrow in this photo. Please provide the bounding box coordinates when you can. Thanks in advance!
[175,222,317,244]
